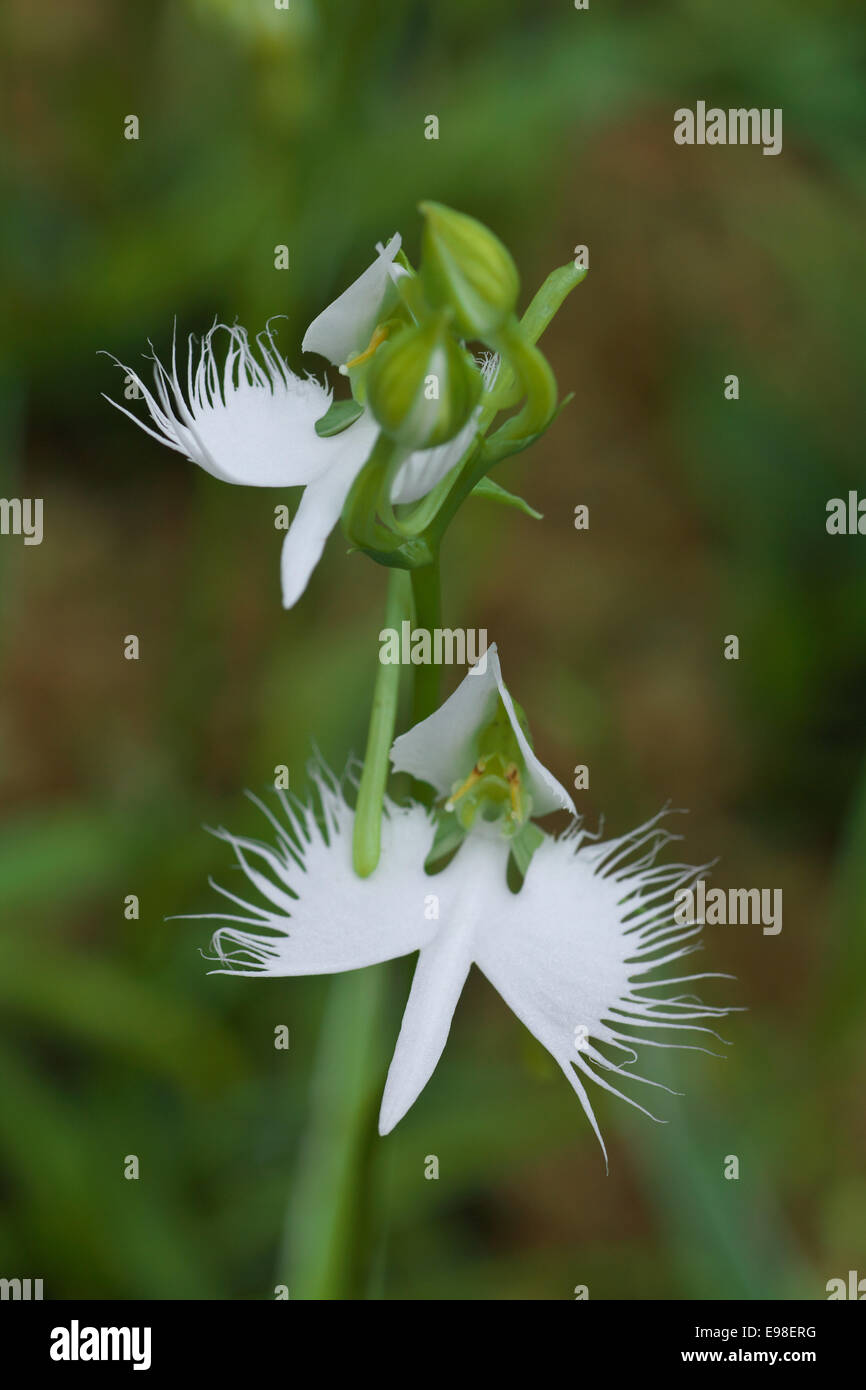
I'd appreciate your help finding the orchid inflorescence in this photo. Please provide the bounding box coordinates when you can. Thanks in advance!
[106,202,730,1160]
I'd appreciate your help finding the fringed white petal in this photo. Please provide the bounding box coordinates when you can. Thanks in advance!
[105,323,347,488]
[279,411,379,608]
[302,234,403,367]
[190,762,730,1152]
[390,643,576,818]
[473,814,731,1165]
[195,770,439,976]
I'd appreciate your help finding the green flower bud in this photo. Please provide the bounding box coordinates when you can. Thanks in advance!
[365,314,482,450]
[419,201,519,339]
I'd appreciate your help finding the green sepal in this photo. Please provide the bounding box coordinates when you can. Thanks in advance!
[520,262,588,347]
[483,262,587,414]
[509,821,545,880]
[424,812,467,872]
[315,398,365,437]
[470,476,542,520]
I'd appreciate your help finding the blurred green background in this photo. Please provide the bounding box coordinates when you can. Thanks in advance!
[1,0,865,1300]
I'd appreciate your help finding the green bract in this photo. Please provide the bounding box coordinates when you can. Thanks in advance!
[314,398,365,437]
[420,201,519,338]
[365,313,482,450]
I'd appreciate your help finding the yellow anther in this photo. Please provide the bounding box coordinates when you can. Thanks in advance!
[445,761,486,812]
[343,323,391,371]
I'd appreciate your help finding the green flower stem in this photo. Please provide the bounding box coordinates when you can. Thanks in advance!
[425,448,491,549]
[284,965,387,1300]
[409,560,442,727]
[288,564,441,1300]
[284,253,588,1305]
[352,569,411,878]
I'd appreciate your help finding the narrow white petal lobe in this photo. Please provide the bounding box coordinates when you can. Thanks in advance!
[379,837,505,1134]
[280,412,379,607]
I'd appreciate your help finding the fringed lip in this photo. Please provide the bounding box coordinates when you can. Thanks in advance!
[102,321,342,488]
[176,759,734,1162]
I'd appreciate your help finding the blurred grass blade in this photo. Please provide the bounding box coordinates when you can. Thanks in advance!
[0,935,242,1092]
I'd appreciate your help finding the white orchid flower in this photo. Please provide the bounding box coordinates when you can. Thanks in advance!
[194,650,729,1161]
[104,234,489,608]
[390,644,576,825]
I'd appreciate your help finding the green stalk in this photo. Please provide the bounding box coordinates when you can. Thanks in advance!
[286,564,440,1301]
[352,569,411,878]
[283,965,387,1299]
[409,560,442,727]
[286,572,410,1299]
[284,259,586,1304]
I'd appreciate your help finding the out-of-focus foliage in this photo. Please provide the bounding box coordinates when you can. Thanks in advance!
[1,0,864,1298]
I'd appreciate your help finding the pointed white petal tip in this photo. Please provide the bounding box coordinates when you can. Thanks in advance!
[376,1087,417,1136]
[301,233,403,366]
[377,1103,398,1137]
